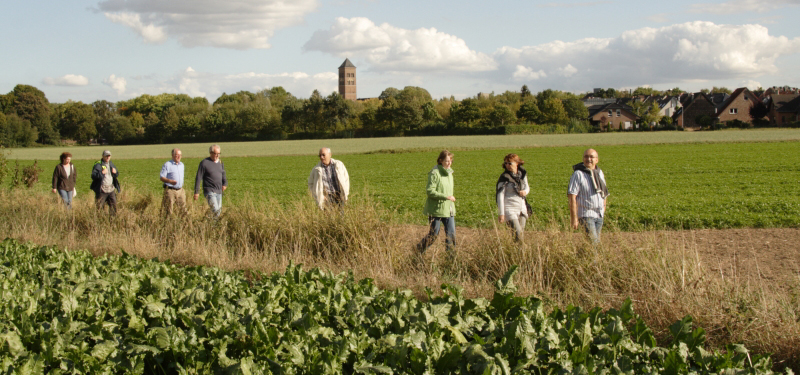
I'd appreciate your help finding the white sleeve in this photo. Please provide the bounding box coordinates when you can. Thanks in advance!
[496,182,505,216]
[521,175,530,195]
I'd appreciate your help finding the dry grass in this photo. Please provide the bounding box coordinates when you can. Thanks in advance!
[2,188,798,372]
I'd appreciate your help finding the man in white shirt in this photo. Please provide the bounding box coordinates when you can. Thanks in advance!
[568,149,609,243]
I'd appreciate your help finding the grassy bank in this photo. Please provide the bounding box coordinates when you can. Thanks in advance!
[1,188,797,371]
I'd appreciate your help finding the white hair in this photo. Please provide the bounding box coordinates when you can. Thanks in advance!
[209,144,221,153]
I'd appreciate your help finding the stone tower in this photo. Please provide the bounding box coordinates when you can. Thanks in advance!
[338,58,356,101]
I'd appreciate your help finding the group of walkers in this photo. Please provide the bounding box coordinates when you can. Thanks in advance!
[52,145,609,249]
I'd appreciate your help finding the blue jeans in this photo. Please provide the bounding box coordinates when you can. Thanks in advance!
[417,216,456,253]
[58,189,73,209]
[206,192,223,217]
[580,217,604,243]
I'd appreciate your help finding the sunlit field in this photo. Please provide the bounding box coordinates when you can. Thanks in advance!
[11,140,800,230]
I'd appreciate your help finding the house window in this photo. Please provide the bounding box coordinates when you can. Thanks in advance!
[729,108,738,114]
[608,110,613,117]
[616,110,621,117]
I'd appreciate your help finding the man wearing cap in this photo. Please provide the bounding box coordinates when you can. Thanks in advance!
[194,144,227,217]
[90,150,120,216]
[160,148,186,216]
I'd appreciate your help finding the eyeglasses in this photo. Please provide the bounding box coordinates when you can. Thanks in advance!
[210,152,221,155]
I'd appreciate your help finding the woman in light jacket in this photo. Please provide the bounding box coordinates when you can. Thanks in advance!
[496,153,530,242]
[415,150,456,255]
[52,152,77,209]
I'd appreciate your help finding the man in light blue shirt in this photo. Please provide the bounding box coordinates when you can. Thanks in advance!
[160,148,186,216]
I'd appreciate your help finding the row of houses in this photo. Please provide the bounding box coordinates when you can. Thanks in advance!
[582,86,800,130]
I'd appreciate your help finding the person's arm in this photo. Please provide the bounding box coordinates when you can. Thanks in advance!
[194,162,204,200]
[519,175,530,197]
[91,163,102,181]
[425,171,446,200]
[497,182,506,223]
[52,165,59,193]
[567,172,580,229]
[338,162,350,199]
[159,163,175,185]
[221,162,227,192]
[568,194,579,229]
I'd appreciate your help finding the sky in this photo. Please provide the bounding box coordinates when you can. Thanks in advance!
[1,0,799,104]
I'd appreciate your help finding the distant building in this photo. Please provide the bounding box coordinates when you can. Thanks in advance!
[338,58,357,101]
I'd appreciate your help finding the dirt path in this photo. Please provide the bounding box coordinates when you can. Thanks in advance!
[410,225,800,284]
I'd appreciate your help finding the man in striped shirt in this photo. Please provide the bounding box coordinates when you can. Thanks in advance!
[568,149,609,243]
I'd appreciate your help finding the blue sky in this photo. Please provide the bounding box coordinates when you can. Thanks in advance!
[2,0,799,103]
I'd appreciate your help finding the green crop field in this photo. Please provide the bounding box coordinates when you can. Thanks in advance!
[6,128,800,160]
[0,239,782,374]
[12,140,800,230]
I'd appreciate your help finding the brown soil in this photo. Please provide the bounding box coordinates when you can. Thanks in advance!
[615,228,800,285]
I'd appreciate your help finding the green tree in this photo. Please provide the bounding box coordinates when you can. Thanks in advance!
[486,104,516,127]
[14,90,57,144]
[749,100,769,120]
[92,100,115,143]
[516,100,542,123]
[562,99,589,120]
[323,92,351,134]
[0,113,37,147]
[107,115,136,144]
[378,87,400,101]
[59,101,97,145]
[520,85,531,99]
[451,98,481,127]
[539,98,569,124]
[640,101,661,129]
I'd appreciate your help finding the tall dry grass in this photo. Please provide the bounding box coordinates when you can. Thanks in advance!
[1,187,798,371]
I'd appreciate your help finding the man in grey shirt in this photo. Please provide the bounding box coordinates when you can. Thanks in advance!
[194,144,228,217]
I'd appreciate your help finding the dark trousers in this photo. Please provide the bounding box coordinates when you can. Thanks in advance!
[95,191,117,216]
[416,216,456,253]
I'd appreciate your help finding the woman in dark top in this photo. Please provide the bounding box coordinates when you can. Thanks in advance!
[52,152,76,209]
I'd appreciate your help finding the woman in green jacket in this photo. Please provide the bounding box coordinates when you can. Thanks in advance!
[416,150,456,255]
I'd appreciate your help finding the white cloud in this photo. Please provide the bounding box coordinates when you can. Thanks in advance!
[123,67,337,101]
[494,21,800,89]
[104,12,166,43]
[303,17,496,72]
[103,74,128,95]
[42,74,89,86]
[690,0,800,14]
[97,0,318,49]
[512,66,546,81]
[741,79,763,90]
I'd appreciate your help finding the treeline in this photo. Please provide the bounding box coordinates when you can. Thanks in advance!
[0,83,599,147]
[0,83,733,147]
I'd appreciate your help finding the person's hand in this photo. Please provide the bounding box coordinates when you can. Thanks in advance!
[498,215,505,223]
[52,189,57,194]
[571,218,580,230]
[446,196,455,202]
[222,186,227,192]
[519,191,528,197]
[193,194,199,201]
[101,167,107,175]
[111,168,117,174]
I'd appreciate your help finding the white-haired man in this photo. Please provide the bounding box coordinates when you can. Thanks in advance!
[308,147,350,210]
[194,144,227,217]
